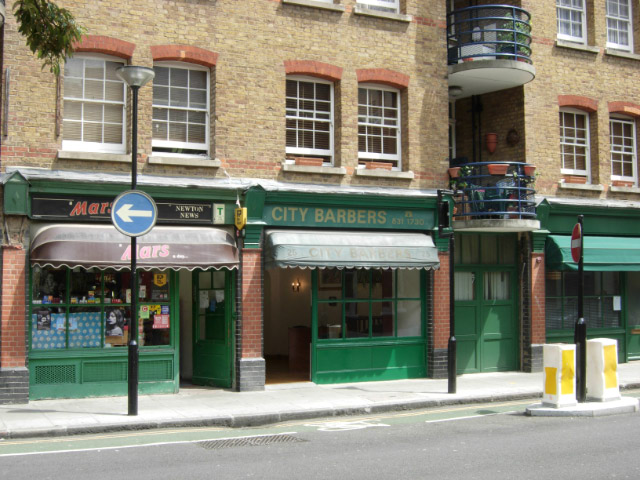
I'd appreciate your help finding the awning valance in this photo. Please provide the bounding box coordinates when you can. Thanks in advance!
[265,230,440,270]
[545,235,640,271]
[30,224,238,271]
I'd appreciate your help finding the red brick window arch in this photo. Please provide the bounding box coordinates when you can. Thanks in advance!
[151,46,218,157]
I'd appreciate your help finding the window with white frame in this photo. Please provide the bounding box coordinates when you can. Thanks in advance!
[357,0,399,14]
[286,77,334,163]
[560,109,590,178]
[610,116,637,182]
[358,85,401,169]
[606,0,633,51]
[152,64,209,156]
[556,0,586,43]
[62,56,126,153]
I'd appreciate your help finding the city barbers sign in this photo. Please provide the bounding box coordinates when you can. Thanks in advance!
[31,195,220,225]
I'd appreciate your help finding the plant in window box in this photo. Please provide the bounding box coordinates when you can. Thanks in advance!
[496,14,532,60]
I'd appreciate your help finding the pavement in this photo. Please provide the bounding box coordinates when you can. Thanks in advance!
[1,362,640,439]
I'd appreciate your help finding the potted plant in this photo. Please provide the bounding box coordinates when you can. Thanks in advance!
[524,165,536,176]
[496,14,532,60]
[448,167,461,178]
[487,163,509,175]
[485,133,498,154]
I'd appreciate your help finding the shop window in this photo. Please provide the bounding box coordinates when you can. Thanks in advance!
[286,76,334,164]
[30,266,172,350]
[62,55,126,153]
[357,84,401,169]
[316,268,422,340]
[545,271,622,331]
[152,63,210,156]
[556,0,586,44]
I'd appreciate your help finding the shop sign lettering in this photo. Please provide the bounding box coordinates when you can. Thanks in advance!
[120,244,170,261]
[283,246,429,262]
[266,206,433,230]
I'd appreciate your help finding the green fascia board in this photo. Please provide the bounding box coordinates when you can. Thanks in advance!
[546,235,640,271]
[540,201,640,236]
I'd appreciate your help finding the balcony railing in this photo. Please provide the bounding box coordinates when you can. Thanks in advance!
[449,162,536,221]
[447,5,532,65]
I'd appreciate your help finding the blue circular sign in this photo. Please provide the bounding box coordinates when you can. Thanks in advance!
[111,190,157,237]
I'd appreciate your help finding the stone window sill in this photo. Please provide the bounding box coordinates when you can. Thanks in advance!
[148,154,221,168]
[355,168,414,179]
[555,39,600,54]
[610,185,640,194]
[282,0,345,12]
[57,150,130,163]
[353,5,412,23]
[281,162,346,175]
[604,48,640,61]
[558,180,604,191]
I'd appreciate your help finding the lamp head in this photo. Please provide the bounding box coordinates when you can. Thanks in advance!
[116,66,155,88]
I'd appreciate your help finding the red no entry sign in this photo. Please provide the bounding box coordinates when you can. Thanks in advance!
[571,223,582,263]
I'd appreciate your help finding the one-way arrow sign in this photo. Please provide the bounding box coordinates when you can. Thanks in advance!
[111,190,157,237]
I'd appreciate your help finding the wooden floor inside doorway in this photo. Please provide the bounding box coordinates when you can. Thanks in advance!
[265,355,310,385]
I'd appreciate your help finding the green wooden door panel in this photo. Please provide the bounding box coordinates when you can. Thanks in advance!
[457,338,479,373]
[627,334,640,360]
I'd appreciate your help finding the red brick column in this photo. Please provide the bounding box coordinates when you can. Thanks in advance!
[530,253,546,345]
[237,248,265,391]
[1,246,27,369]
[430,251,451,378]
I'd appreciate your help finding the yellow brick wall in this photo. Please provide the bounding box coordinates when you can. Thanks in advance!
[1,0,451,190]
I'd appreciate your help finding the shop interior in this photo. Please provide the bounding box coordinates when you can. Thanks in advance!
[264,268,312,384]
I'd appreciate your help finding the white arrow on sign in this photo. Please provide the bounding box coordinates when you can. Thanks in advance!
[116,203,153,223]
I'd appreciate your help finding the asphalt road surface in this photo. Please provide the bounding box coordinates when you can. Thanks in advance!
[1,394,639,479]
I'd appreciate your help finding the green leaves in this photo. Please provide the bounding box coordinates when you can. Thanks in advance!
[13,0,87,76]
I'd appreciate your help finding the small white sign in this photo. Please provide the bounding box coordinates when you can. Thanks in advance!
[613,296,621,311]
[213,204,225,224]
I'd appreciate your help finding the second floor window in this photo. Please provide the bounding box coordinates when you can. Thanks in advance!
[358,85,401,168]
[557,0,586,43]
[62,56,126,153]
[286,77,334,163]
[560,109,590,178]
[606,0,633,50]
[152,64,209,156]
[358,0,399,14]
[610,116,637,182]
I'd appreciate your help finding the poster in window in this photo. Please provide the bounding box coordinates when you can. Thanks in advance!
[153,314,170,329]
[105,308,125,337]
[37,310,51,330]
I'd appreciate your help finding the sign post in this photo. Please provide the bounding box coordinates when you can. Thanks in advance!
[572,216,587,403]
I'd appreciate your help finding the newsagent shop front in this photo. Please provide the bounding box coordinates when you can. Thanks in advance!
[251,185,441,385]
[3,170,241,400]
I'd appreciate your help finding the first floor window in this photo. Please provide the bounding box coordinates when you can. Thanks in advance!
[62,56,126,153]
[153,63,210,156]
[545,271,622,331]
[557,0,586,43]
[358,85,401,168]
[31,266,172,350]
[316,268,422,339]
[286,77,334,163]
[357,0,399,14]
[560,109,590,177]
[610,116,637,182]
[606,0,632,50]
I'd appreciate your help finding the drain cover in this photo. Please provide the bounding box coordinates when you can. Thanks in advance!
[196,434,306,450]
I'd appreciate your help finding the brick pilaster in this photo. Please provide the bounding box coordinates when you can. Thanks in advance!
[430,251,450,378]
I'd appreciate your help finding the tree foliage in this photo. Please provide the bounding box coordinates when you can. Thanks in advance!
[13,0,86,76]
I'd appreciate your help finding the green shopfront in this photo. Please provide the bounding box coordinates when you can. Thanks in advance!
[538,198,640,363]
[4,169,241,400]
[247,185,441,384]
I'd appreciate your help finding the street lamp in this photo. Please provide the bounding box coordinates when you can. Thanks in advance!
[116,65,155,416]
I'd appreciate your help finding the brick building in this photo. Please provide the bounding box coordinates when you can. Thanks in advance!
[0,0,638,403]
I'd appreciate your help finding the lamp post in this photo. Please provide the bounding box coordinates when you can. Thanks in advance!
[116,65,155,416]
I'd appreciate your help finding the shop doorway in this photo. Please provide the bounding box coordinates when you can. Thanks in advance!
[264,268,312,384]
[191,270,234,388]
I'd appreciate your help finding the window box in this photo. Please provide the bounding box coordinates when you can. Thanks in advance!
[563,175,587,184]
[295,157,324,167]
[487,163,509,175]
[612,180,634,187]
[364,161,393,170]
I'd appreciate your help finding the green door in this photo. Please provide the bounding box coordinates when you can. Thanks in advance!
[455,268,518,373]
[192,270,233,388]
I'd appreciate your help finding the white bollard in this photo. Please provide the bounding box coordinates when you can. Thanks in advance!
[587,338,621,402]
[542,344,577,408]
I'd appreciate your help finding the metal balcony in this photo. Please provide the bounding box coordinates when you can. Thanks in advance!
[447,5,535,99]
[449,161,540,232]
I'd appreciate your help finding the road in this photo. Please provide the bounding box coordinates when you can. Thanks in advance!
[1,393,639,479]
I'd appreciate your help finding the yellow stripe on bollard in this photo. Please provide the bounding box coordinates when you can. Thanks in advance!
[561,349,575,395]
[545,367,557,395]
[604,344,618,389]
